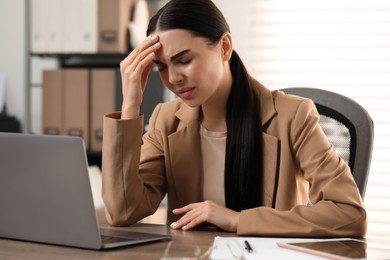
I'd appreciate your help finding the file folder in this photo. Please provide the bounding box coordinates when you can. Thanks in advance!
[42,70,64,135]
[98,0,136,53]
[30,0,47,53]
[64,69,90,148]
[79,0,98,53]
[45,0,64,53]
[63,0,80,53]
[90,69,116,151]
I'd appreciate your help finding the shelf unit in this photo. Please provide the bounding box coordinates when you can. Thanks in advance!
[30,53,127,68]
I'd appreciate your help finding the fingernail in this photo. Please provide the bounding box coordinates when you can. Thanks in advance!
[150,35,157,41]
[153,42,161,48]
[172,209,178,213]
[170,222,177,228]
[182,225,187,231]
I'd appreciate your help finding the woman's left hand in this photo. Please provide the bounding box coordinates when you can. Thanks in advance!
[170,200,239,232]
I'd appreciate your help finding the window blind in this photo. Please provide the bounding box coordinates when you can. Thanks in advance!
[246,0,390,238]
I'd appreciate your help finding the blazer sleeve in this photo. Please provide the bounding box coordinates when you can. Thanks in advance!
[101,109,166,226]
[238,98,367,238]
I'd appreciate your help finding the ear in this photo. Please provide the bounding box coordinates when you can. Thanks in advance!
[220,32,233,61]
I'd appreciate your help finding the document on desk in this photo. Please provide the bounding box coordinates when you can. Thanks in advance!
[209,236,331,260]
[210,236,390,260]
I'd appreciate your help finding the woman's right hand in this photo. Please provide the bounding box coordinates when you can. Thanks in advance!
[119,35,161,119]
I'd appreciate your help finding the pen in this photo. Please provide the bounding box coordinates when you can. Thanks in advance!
[244,240,253,253]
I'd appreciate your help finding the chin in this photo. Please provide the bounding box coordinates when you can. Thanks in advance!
[181,99,201,108]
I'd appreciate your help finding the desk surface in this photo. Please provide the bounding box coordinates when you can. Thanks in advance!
[0,224,230,260]
[0,209,234,260]
[1,209,390,260]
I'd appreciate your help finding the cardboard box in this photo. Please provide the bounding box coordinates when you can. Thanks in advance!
[42,70,64,135]
[90,69,116,151]
[63,69,90,148]
[98,0,136,53]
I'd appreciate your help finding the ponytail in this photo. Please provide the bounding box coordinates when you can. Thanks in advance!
[225,50,263,211]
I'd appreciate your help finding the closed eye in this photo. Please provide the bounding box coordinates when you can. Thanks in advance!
[153,60,167,72]
[156,64,167,72]
[153,60,191,72]
[179,59,192,65]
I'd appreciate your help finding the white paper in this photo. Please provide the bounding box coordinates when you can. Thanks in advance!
[88,165,104,209]
[210,236,390,260]
[210,237,327,260]
[0,74,6,113]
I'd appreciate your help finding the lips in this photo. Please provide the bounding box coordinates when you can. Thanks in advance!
[176,87,195,99]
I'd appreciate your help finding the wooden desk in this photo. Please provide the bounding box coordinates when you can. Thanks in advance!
[0,225,232,259]
[0,209,234,260]
[3,208,390,259]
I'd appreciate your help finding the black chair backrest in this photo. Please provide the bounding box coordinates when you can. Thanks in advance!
[281,87,374,199]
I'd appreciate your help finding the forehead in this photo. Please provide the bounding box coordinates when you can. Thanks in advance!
[154,29,212,60]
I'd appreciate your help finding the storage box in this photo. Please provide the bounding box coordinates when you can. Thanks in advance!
[63,69,90,148]
[98,0,136,53]
[42,70,64,135]
[90,69,116,151]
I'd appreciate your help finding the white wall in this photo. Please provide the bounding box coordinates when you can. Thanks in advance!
[0,0,27,132]
[213,0,250,66]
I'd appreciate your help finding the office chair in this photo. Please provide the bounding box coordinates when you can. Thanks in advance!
[281,87,374,199]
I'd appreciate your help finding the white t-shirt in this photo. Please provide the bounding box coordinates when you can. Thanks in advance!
[200,124,227,206]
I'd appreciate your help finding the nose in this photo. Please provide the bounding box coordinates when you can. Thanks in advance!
[168,67,185,86]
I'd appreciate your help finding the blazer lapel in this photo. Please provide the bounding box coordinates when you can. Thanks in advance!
[262,132,279,207]
[168,106,203,207]
[251,77,280,208]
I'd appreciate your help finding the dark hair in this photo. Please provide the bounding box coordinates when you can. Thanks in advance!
[148,0,263,211]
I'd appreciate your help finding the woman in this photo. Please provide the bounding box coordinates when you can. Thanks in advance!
[102,0,366,237]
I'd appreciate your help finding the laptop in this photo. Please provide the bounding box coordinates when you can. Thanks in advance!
[0,132,170,250]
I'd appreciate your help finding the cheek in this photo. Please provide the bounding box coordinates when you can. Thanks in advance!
[197,58,223,85]
[187,65,202,82]
[189,59,216,83]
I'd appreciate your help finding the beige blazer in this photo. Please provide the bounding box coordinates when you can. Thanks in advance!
[102,78,367,237]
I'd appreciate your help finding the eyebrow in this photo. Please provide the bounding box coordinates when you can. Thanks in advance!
[170,49,190,62]
[153,49,191,65]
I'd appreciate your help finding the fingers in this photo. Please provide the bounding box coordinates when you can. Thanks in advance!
[121,34,160,69]
[171,201,212,231]
[119,35,161,118]
[170,201,239,232]
[172,204,193,215]
[133,40,161,75]
[120,35,160,87]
